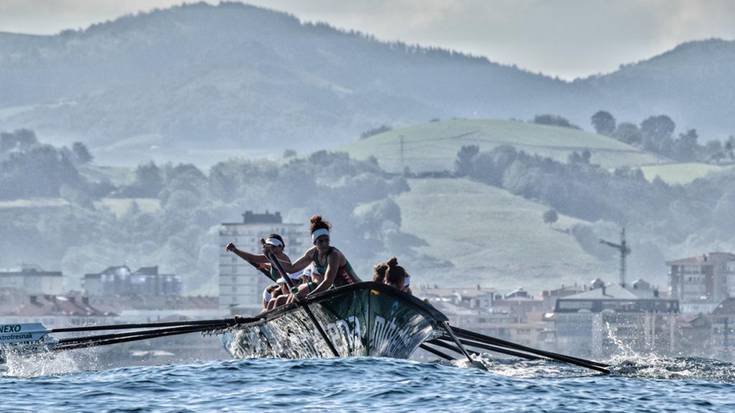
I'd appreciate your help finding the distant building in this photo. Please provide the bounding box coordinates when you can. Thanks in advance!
[0,264,64,295]
[417,285,548,348]
[710,298,735,360]
[541,284,587,311]
[0,292,115,328]
[83,265,182,297]
[219,211,308,312]
[667,252,735,308]
[553,278,678,358]
[87,295,221,323]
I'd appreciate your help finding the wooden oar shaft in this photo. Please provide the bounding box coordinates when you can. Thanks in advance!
[56,324,227,346]
[52,326,212,352]
[437,336,541,361]
[451,326,609,369]
[50,318,247,333]
[419,343,455,361]
[426,339,479,357]
[442,322,474,363]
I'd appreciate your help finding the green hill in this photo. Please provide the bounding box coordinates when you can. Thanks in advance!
[640,162,735,185]
[396,178,613,290]
[344,118,660,173]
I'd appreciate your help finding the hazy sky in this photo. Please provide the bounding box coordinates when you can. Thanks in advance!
[1,0,734,79]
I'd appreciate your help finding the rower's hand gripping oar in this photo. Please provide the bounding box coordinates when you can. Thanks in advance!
[264,250,340,357]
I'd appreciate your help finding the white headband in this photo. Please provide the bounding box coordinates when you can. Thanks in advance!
[265,237,283,247]
[311,228,330,244]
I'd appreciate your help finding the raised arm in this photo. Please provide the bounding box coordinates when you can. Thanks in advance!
[226,242,268,265]
[308,251,341,296]
[277,246,316,273]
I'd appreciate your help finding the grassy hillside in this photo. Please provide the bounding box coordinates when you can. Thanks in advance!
[396,178,613,290]
[0,197,160,218]
[640,163,735,185]
[94,198,161,218]
[345,118,661,173]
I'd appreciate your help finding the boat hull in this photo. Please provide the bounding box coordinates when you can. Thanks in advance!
[223,282,447,359]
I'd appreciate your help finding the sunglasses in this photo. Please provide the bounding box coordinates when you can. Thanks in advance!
[316,237,330,245]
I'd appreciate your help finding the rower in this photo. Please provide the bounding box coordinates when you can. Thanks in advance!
[374,259,411,294]
[267,267,310,310]
[384,257,411,295]
[275,215,361,301]
[402,272,413,295]
[226,233,292,303]
[372,261,389,283]
[262,284,279,310]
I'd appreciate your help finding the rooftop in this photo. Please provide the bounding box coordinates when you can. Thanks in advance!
[667,252,735,266]
[712,298,735,315]
[2,294,114,317]
[414,285,498,299]
[85,265,172,279]
[561,281,659,300]
[89,295,218,312]
[0,265,62,277]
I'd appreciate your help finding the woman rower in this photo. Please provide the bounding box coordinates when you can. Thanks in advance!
[262,284,279,310]
[225,233,293,303]
[274,215,361,301]
[384,257,412,295]
[372,261,389,283]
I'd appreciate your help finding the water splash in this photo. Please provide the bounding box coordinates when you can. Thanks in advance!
[3,348,98,378]
[596,321,735,381]
[609,356,735,382]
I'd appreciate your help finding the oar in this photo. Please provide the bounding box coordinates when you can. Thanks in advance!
[50,318,252,333]
[451,326,609,368]
[442,321,475,364]
[425,339,480,358]
[265,250,340,357]
[52,324,225,352]
[434,336,542,361]
[0,317,262,356]
[419,343,455,361]
[451,326,609,373]
[55,322,242,347]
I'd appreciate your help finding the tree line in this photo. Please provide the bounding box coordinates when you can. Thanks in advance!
[0,130,421,293]
[590,110,734,163]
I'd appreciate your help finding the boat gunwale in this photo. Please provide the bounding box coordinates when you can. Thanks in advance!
[246,281,448,325]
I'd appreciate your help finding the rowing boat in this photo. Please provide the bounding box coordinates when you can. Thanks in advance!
[223,282,447,359]
[0,282,610,373]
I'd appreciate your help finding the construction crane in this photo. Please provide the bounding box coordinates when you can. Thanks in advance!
[600,228,631,286]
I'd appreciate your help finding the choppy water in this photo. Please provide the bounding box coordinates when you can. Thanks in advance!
[2,353,735,412]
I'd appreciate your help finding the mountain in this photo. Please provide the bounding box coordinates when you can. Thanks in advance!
[0,2,570,164]
[0,3,734,165]
[575,39,735,137]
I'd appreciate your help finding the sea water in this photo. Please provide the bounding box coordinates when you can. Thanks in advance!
[2,353,735,412]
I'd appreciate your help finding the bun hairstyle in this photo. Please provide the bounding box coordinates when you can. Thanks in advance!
[310,215,332,233]
[372,262,389,283]
[385,257,406,287]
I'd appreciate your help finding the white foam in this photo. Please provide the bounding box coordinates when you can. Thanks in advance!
[3,348,98,378]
